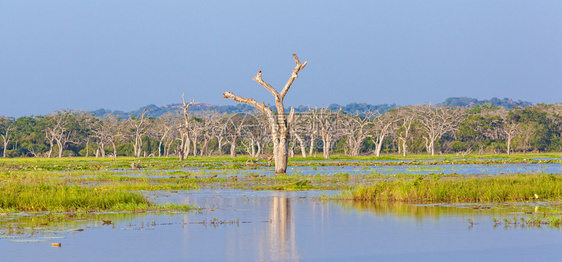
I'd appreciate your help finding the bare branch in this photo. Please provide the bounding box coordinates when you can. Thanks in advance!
[182,93,197,111]
[222,92,273,118]
[280,54,308,99]
[252,70,279,100]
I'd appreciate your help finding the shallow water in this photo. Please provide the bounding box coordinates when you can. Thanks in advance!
[113,162,562,178]
[2,190,561,261]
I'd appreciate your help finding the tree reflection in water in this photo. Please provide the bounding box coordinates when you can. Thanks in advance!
[262,195,299,261]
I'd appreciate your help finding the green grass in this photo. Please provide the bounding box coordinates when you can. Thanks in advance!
[0,182,194,212]
[340,174,562,203]
[1,152,560,171]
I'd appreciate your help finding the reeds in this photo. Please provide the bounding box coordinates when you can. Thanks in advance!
[0,183,150,212]
[341,174,562,203]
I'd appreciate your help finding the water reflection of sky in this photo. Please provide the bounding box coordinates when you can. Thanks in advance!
[110,163,562,178]
[2,190,562,261]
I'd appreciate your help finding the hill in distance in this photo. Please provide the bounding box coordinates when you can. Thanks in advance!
[91,97,532,118]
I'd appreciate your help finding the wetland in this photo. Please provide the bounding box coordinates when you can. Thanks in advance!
[1,154,562,261]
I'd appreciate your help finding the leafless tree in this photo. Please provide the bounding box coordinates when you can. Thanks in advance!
[153,113,178,157]
[415,105,465,156]
[312,107,342,159]
[496,108,520,155]
[367,112,397,157]
[225,114,248,158]
[190,118,203,157]
[128,109,150,158]
[0,116,15,157]
[79,113,96,158]
[44,110,77,158]
[394,107,417,157]
[223,54,307,173]
[340,111,376,156]
[289,110,314,157]
[93,114,123,160]
[212,113,229,155]
[195,112,220,157]
[178,95,196,161]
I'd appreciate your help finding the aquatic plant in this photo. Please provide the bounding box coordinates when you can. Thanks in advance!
[0,183,194,212]
[340,174,562,203]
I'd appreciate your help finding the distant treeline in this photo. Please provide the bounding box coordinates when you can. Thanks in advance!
[90,97,531,119]
[0,100,560,159]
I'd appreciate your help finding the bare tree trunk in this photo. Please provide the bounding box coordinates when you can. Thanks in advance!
[192,138,197,156]
[230,140,237,158]
[57,142,64,158]
[309,134,315,156]
[399,137,408,157]
[373,134,387,157]
[217,137,223,155]
[322,137,331,159]
[201,138,209,157]
[166,139,173,157]
[180,95,196,160]
[1,139,7,157]
[85,138,90,158]
[111,141,117,160]
[223,54,307,173]
[256,141,262,158]
[294,133,306,157]
[99,142,105,158]
[158,138,164,157]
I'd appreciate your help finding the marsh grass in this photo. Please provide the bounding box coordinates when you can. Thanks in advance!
[0,183,194,212]
[1,153,560,172]
[0,183,150,212]
[341,174,562,203]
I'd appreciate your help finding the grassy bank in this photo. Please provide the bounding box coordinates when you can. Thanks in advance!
[340,174,562,203]
[0,183,194,212]
[0,152,560,171]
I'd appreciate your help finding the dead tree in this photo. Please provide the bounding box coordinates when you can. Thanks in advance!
[496,108,519,155]
[197,112,220,157]
[0,116,15,158]
[154,113,177,157]
[340,111,376,156]
[223,54,307,173]
[241,110,270,158]
[312,107,342,159]
[395,107,417,157]
[415,105,465,156]
[225,114,248,158]
[289,109,312,157]
[129,109,149,158]
[212,113,229,155]
[306,109,318,157]
[44,110,76,158]
[93,114,123,160]
[179,94,196,161]
[367,112,397,157]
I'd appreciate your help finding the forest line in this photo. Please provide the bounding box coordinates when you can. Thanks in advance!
[1,102,561,159]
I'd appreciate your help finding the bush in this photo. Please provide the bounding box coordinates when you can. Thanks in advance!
[450,141,468,152]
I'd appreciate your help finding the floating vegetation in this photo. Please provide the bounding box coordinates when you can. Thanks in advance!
[492,213,562,228]
[193,217,241,228]
[405,166,444,172]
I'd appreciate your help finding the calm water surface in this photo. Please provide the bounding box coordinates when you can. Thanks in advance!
[1,190,561,261]
[115,162,562,178]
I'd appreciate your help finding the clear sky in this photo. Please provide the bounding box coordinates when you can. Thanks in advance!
[1,1,561,117]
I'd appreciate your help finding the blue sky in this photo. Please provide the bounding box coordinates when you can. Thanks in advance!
[1,1,561,117]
